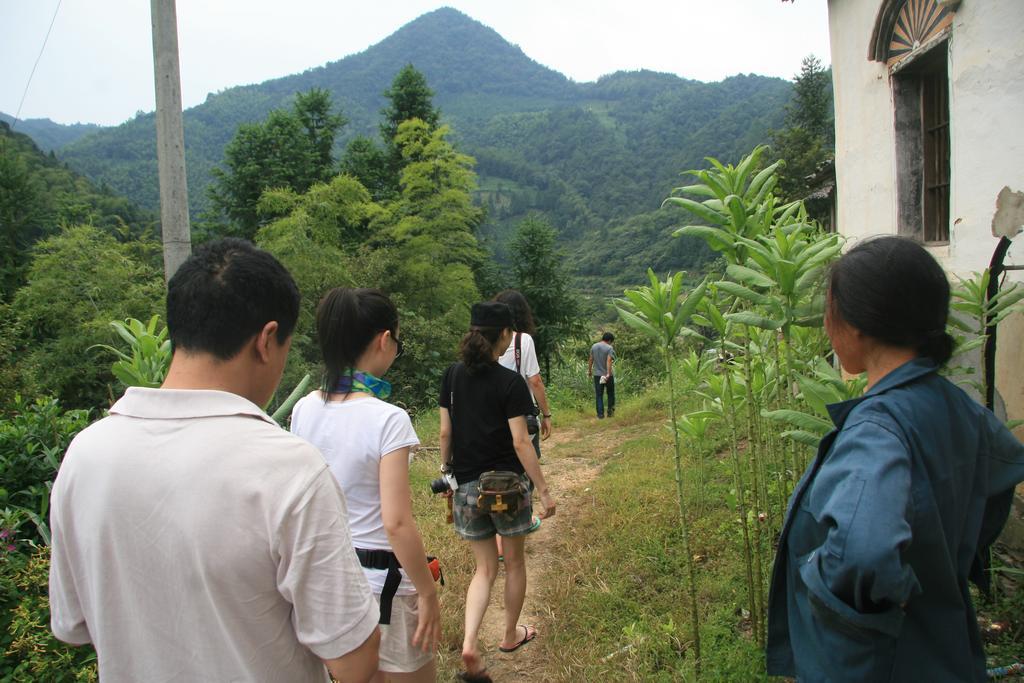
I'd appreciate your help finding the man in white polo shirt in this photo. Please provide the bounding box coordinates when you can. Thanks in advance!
[49,239,380,682]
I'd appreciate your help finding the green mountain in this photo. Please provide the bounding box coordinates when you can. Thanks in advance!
[0,114,104,152]
[0,121,154,300]
[33,7,792,290]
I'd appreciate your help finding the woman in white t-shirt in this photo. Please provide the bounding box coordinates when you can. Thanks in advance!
[291,288,440,682]
[493,290,552,450]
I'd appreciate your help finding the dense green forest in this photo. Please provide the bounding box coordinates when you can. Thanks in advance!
[0,4,840,412]
[0,122,162,409]
[0,5,839,413]
[0,114,102,153]
[0,122,155,302]
[0,68,585,415]
[2,8,792,292]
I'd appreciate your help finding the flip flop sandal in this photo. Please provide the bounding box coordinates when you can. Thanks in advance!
[527,516,542,533]
[456,669,492,683]
[498,624,537,653]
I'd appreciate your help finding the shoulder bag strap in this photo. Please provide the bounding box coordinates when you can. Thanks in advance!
[446,364,458,468]
[514,332,522,374]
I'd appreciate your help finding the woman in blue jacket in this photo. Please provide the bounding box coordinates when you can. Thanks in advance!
[766,236,1024,682]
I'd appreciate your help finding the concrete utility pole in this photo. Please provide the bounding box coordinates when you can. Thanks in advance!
[151,0,191,283]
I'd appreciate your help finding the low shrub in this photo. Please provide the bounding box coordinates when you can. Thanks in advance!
[0,396,89,547]
[2,546,97,681]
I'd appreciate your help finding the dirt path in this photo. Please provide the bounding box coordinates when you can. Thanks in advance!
[459,419,637,681]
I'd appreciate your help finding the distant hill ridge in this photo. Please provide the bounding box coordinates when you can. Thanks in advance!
[12,7,793,289]
[0,114,103,152]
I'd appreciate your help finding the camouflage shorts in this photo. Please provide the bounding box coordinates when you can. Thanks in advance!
[452,475,534,541]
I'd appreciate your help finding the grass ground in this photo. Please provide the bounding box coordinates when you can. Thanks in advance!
[409,380,1024,681]
[409,386,767,681]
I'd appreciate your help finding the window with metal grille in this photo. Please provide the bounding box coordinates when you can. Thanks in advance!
[921,66,950,243]
[893,43,950,244]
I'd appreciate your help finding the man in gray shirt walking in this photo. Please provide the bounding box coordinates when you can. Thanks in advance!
[588,332,616,418]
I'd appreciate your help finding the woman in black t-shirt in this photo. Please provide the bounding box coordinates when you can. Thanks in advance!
[439,302,556,682]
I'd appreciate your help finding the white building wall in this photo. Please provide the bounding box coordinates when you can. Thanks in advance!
[827,0,1024,274]
[826,0,899,245]
[827,0,1024,429]
[946,1,1024,274]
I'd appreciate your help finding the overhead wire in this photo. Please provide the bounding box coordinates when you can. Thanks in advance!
[12,0,63,129]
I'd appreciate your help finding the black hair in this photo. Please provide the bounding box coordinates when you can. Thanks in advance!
[602,332,615,343]
[493,290,536,336]
[166,238,300,360]
[459,327,507,373]
[828,236,954,365]
[316,288,398,395]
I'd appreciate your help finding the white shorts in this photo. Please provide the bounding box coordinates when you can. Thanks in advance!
[374,593,435,673]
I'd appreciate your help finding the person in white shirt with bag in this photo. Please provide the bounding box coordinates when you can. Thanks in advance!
[493,290,552,450]
[291,287,441,682]
[493,290,549,559]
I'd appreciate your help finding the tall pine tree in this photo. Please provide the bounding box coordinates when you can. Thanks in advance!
[339,65,442,202]
[379,65,442,199]
[381,119,484,317]
[208,89,346,238]
[339,136,391,200]
[509,214,583,375]
[294,88,347,182]
[380,65,441,147]
[770,56,834,203]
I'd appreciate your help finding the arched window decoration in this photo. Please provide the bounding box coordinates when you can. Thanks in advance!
[879,0,953,244]
[869,0,954,66]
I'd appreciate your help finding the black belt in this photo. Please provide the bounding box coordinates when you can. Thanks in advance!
[355,548,402,625]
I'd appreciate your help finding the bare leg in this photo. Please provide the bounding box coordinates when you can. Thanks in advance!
[498,534,530,649]
[463,537,499,675]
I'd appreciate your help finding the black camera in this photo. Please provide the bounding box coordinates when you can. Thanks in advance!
[429,472,457,494]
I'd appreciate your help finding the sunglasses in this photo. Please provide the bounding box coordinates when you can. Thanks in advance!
[392,334,404,359]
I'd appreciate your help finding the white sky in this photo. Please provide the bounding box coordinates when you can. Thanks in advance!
[0,1,832,127]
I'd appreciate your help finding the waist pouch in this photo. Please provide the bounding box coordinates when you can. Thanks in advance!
[355,548,443,625]
[477,470,528,515]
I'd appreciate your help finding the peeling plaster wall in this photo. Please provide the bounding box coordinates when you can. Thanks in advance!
[827,0,1024,270]
[947,1,1024,274]
[827,0,1024,425]
[946,0,1024,428]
